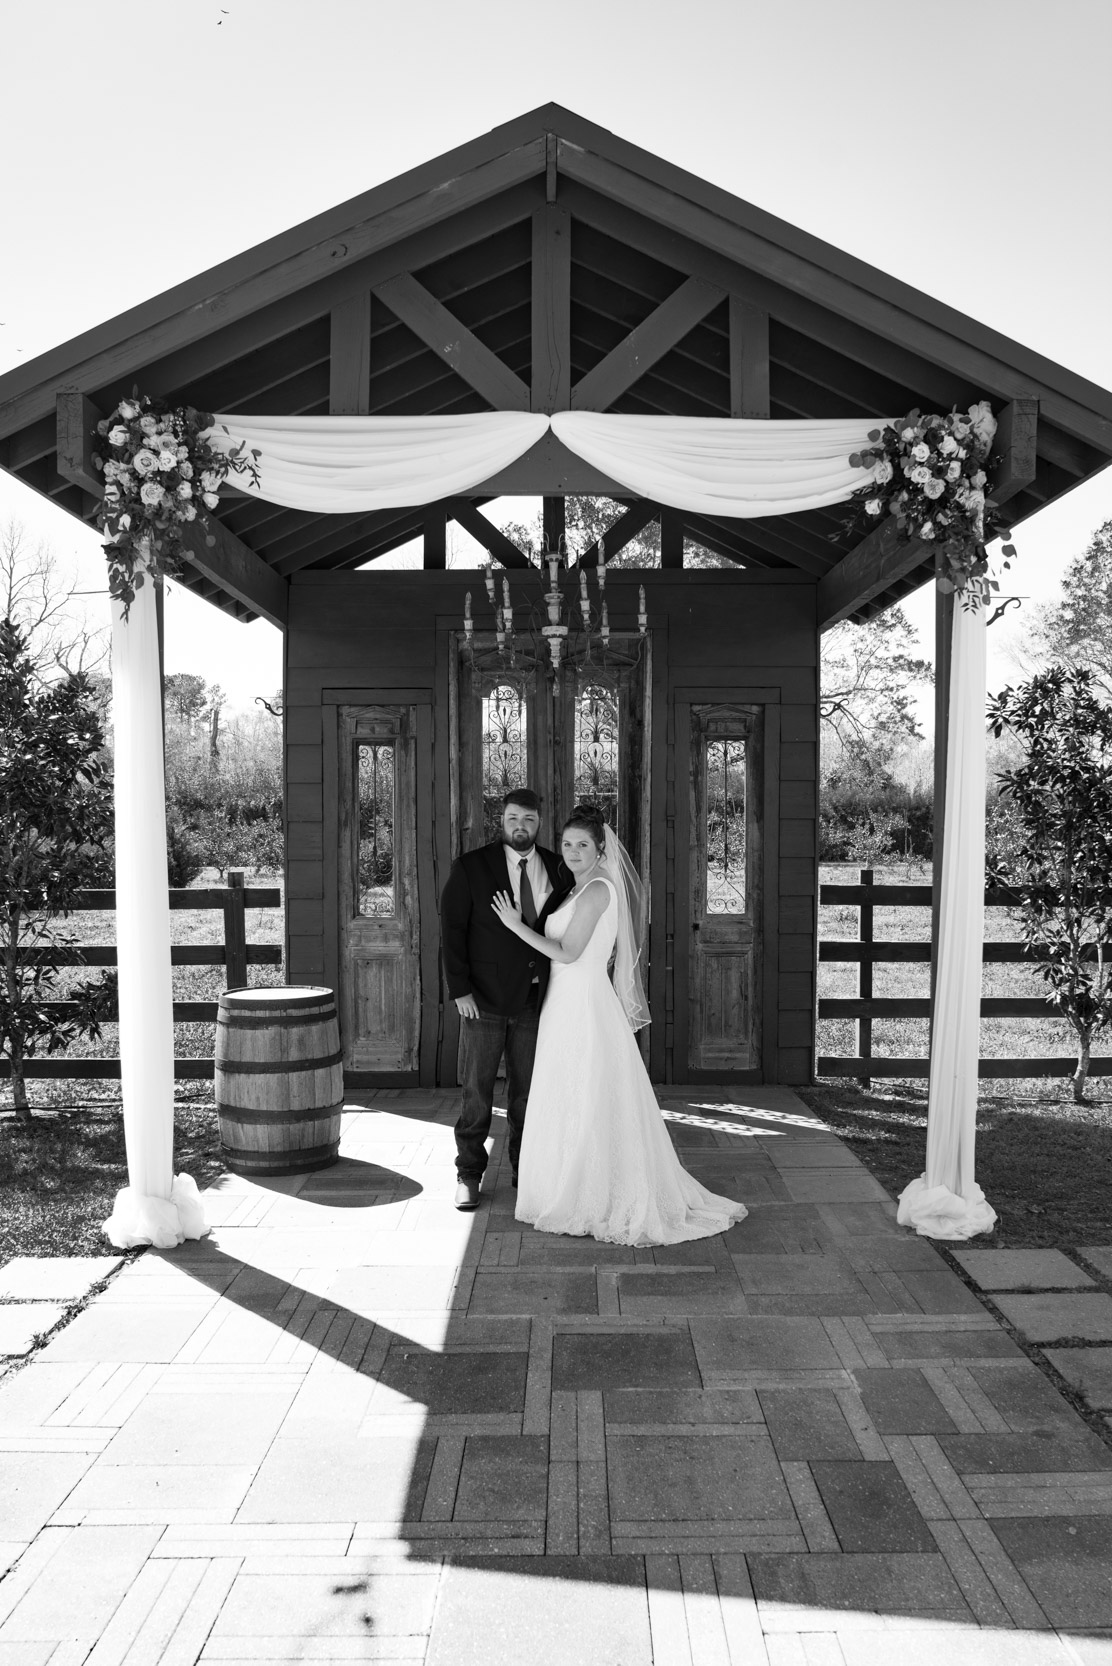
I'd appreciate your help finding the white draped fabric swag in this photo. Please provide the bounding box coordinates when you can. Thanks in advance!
[107,408,994,1249]
[203,411,889,519]
[898,600,997,1240]
[103,572,208,1250]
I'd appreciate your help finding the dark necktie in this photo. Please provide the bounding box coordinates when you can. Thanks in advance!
[518,858,538,926]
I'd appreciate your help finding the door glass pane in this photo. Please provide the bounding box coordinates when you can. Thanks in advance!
[357,741,395,916]
[482,681,528,843]
[573,682,619,829]
[705,738,746,913]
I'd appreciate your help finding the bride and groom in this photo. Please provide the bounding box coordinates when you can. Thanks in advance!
[440,789,746,1246]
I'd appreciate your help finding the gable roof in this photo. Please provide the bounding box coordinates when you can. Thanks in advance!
[3,103,1110,621]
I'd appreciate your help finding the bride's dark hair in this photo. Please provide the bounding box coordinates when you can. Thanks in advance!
[561,802,607,851]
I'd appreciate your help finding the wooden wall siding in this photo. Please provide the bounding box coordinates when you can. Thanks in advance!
[285,568,818,1087]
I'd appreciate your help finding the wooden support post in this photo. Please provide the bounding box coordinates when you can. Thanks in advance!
[543,496,566,562]
[224,870,248,991]
[423,504,447,570]
[930,559,955,1022]
[729,298,770,419]
[155,577,166,751]
[329,293,372,414]
[531,204,571,413]
[660,509,683,568]
[859,867,873,1089]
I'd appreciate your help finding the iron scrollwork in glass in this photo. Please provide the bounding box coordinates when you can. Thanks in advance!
[573,680,620,829]
[482,680,528,843]
[357,742,395,916]
[705,738,747,913]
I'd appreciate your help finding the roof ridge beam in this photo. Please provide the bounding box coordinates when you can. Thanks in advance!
[571,276,724,412]
[372,273,530,410]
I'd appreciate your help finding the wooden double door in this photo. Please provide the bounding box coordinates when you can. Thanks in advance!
[333,675,766,1083]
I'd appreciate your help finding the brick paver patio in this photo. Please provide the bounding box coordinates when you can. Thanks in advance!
[3,1086,1112,1663]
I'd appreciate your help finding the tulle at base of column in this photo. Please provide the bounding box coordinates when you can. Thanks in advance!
[897,1174,997,1241]
[103,1174,209,1250]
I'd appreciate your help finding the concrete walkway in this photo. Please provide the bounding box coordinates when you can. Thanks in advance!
[3,1086,1112,1664]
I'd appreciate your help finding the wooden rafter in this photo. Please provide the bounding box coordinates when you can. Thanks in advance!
[447,500,531,569]
[372,272,530,410]
[571,276,724,412]
[329,294,372,414]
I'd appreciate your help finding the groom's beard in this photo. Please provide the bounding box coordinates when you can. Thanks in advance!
[504,832,537,853]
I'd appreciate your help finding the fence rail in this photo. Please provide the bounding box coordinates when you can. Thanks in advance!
[0,871,282,1083]
[817,867,1112,1083]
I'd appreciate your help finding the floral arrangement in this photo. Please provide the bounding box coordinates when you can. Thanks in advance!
[846,400,1016,606]
[93,393,259,614]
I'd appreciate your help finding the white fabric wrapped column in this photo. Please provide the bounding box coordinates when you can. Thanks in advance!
[103,571,207,1250]
[898,599,997,1240]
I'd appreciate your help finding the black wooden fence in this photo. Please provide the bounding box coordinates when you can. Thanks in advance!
[818,867,1111,1083]
[0,871,282,1082]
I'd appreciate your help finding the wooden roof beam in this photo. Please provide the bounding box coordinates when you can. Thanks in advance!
[448,500,532,568]
[372,273,530,410]
[567,499,659,570]
[56,392,288,629]
[817,398,1038,627]
[531,204,571,413]
[571,277,724,411]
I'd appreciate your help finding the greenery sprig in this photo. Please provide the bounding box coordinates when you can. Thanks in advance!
[842,402,1017,609]
[93,392,260,615]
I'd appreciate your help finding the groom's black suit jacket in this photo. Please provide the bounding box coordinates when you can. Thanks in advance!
[441,841,571,1016]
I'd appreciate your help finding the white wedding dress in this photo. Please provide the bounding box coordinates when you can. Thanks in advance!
[515,875,748,1246]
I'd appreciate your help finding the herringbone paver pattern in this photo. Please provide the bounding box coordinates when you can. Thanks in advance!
[2,1087,1111,1663]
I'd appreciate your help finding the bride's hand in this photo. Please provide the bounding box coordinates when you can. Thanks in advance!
[491,891,523,931]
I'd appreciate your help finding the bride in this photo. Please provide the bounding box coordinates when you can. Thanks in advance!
[491,802,747,1246]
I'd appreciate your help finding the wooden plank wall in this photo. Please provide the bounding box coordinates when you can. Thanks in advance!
[284,568,818,1087]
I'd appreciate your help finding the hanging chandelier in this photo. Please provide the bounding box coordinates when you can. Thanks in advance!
[463,535,647,679]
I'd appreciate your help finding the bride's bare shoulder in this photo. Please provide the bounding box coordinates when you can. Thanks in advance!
[578,876,613,912]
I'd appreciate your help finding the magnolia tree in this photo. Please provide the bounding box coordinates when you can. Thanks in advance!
[0,619,115,1118]
[988,667,1112,1102]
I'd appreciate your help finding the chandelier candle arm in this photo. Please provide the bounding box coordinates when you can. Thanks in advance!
[638,585,648,634]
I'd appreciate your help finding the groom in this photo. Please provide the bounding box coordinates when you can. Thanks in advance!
[440,790,570,1210]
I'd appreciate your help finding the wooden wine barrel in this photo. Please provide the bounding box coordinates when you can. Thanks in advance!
[215,986,344,1176]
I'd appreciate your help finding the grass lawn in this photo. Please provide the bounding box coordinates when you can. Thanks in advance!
[796,1078,1112,1250]
[0,1091,225,1261]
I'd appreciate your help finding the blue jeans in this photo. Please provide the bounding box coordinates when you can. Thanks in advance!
[455,987,540,1180]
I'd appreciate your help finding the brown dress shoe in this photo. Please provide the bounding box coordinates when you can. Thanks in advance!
[454,1177,481,1211]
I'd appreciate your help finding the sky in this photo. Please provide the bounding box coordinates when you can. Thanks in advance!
[2,0,1111,714]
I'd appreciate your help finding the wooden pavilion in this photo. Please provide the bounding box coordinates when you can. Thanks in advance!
[2,104,1111,1094]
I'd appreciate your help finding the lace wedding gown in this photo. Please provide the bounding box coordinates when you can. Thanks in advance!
[515,875,748,1246]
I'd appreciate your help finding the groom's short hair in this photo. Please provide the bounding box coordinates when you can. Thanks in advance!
[503,788,541,814]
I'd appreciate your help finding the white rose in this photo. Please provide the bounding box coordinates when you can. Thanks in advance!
[946,460,962,482]
[900,426,917,442]
[200,469,222,492]
[920,520,935,539]
[107,425,129,447]
[874,457,893,484]
[179,460,194,479]
[177,445,189,460]
[923,478,946,499]
[972,470,987,489]
[139,414,159,436]
[182,502,197,520]
[910,465,932,486]
[132,448,157,475]
[864,498,883,515]
[177,481,193,498]
[140,480,164,506]
[939,434,958,456]
[968,400,996,448]
[157,449,177,471]
[911,441,931,462]
[202,491,220,511]
[118,399,139,420]
[102,460,119,482]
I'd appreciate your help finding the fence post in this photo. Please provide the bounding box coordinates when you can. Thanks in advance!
[224,870,248,990]
[859,866,873,1089]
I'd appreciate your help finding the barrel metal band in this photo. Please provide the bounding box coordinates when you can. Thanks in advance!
[216,1013,335,1032]
[216,1100,344,1123]
[215,1050,343,1076]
